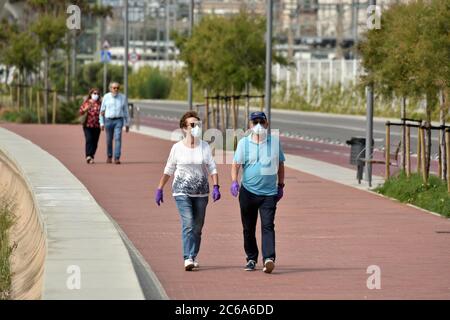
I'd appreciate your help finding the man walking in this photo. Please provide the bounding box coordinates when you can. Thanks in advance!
[230,111,285,274]
[99,82,130,164]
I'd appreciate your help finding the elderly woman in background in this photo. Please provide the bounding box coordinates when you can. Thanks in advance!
[79,88,102,164]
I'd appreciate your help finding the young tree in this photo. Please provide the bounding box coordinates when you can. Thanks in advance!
[31,14,66,123]
[2,31,41,107]
[359,0,450,181]
[176,11,285,108]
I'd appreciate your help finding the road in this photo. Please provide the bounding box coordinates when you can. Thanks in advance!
[131,100,440,176]
[132,100,440,155]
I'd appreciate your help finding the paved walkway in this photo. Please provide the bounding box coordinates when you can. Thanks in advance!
[2,123,450,299]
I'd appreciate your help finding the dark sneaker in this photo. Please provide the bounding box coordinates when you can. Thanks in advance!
[244,260,256,271]
[263,259,275,274]
[107,157,112,164]
[114,159,121,165]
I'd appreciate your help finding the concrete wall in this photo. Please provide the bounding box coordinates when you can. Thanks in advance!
[0,127,144,300]
[0,150,46,300]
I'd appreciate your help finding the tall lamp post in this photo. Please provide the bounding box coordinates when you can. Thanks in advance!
[188,0,194,110]
[365,0,377,186]
[124,0,129,105]
[264,0,273,126]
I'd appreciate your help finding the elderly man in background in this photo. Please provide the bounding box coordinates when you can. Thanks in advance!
[99,82,130,165]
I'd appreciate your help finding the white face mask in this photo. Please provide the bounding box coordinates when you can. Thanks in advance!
[191,125,202,138]
[252,123,267,136]
[91,94,99,101]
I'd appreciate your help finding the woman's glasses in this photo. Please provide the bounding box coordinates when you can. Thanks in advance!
[252,119,266,125]
[188,122,201,128]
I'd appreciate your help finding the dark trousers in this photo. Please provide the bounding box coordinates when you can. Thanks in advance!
[83,126,101,159]
[239,186,277,264]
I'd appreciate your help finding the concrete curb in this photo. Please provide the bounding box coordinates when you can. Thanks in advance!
[367,189,449,220]
[0,127,145,300]
[100,208,169,300]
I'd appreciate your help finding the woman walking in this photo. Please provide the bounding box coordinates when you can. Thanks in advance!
[79,88,102,164]
[155,111,221,271]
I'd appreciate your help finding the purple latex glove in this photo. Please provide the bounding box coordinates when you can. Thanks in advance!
[276,184,284,203]
[230,181,240,197]
[212,185,221,202]
[155,188,164,206]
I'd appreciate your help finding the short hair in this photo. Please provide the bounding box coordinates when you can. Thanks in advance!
[179,111,200,129]
[109,82,120,88]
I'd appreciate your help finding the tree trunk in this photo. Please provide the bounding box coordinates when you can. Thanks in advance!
[401,96,406,171]
[425,94,432,180]
[65,32,71,102]
[245,83,250,130]
[19,69,24,109]
[440,89,447,181]
[44,51,49,124]
[71,31,77,101]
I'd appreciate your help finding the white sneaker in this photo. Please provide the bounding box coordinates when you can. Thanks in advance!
[184,259,195,271]
[193,259,199,269]
[263,259,275,274]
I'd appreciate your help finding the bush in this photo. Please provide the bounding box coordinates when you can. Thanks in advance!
[376,172,450,217]
[166,69,203,102]
[129,67,172,99]
[145,71,172,99]
[56,98,84,124]
[0,108,19,122]
[0,98,82,124]
[0,108,37,123]
[0,195,15,300]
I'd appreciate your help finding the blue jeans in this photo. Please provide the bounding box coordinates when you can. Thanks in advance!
[174,195,209,260]
[105,118,123,160]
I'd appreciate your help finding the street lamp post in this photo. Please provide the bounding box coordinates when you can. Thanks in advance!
[124,0,129,104]
[188,0,194,110]
[264,0,273,126]
[365,0,376,186]
[165,0,170,62]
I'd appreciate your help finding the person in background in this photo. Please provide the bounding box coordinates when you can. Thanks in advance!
[79,88,102,164]
[155,111,221,271]
[230,111,285,274]
[99,82,130,165]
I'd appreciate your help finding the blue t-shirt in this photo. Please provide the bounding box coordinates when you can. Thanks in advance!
[233,135,285,196]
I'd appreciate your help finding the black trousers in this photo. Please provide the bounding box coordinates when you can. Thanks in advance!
[83,126,101,159]
[239,186,277,264]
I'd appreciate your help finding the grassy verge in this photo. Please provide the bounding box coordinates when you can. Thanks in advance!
[375,172,450,217]
[0,195,15,300]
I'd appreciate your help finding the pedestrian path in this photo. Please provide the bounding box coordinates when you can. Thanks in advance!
[1,123,449,299]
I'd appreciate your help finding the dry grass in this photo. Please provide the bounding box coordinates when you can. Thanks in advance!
[0,194,16,300]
